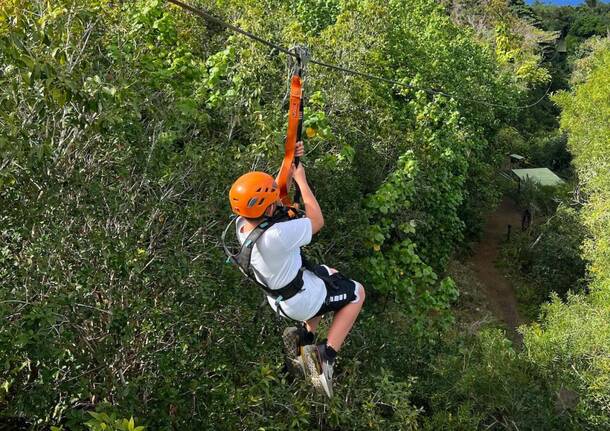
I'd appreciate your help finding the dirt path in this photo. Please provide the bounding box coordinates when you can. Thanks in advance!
[468,197,524,341]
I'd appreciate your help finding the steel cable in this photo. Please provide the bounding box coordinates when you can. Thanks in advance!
[166,0,555,110]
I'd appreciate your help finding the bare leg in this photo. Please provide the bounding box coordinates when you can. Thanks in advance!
[304,315,323,333]
[327,283,365,351]
[304,267,365,350]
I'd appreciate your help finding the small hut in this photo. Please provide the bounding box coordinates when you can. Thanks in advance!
[508,153,526,169]
[511,168,564,191]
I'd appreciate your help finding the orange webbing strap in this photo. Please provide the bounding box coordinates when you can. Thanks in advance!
[277,75,303,206]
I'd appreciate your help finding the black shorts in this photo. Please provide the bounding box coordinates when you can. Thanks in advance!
[311,265,360,317]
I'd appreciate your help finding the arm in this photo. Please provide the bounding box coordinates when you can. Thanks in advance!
[277,141,303,201]
[292,163,324,234]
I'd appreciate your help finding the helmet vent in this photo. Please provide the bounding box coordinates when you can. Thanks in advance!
[258,198,265,206]
[247,197,258,208]
[256,187,262,192]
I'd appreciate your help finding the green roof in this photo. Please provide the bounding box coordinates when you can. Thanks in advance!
[512,168,564,187]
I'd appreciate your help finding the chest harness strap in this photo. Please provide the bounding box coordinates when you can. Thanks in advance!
[222,208,308,319]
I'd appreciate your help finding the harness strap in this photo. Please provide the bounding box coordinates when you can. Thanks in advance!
[277,46,309,207]
[223,208,309,322]
[300,253,337,288]
[277,75,303,206]
[237,217,304,300]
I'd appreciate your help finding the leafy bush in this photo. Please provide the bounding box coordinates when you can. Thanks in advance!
[412,26,610,431]
[295,0,341,35]
[523,291,610,430]
[503,204,588,304]
[418,329,566,430]
[554,37,610,288]
[84,412,145,431]
[528,132,572,175]
[0,0,561,429]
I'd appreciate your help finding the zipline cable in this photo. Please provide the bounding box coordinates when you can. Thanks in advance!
[166,0,296,57]
[166,0,555,110]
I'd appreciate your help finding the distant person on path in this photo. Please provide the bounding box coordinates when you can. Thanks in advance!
[227,141,365,398]
[522,208,532,231]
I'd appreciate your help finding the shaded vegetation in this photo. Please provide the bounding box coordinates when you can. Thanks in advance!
[1,0,609,430]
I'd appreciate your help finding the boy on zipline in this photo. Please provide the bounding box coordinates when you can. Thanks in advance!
[227,142,365,397]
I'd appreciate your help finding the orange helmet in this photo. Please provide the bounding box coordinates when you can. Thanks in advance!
[229,172,279,218]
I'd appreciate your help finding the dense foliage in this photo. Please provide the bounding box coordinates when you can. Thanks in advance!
[421,36,610,430]
[555,37,610,287]
[0,0,529,428]
[504,204,587,300]
[1,0,608,430]
[533,2,610,49]
[499,1,610,177]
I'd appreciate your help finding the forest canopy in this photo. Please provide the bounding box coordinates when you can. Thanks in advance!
[1,0,609,429]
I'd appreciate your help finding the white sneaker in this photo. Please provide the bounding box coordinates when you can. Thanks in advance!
[302,344,334,398]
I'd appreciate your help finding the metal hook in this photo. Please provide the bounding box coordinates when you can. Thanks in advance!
[289,45,310,75]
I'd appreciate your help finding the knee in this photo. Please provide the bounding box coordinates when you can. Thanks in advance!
[355,282,366,305]
[325,265,338,275]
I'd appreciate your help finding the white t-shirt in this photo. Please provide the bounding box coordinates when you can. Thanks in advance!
[236,217,326,321]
